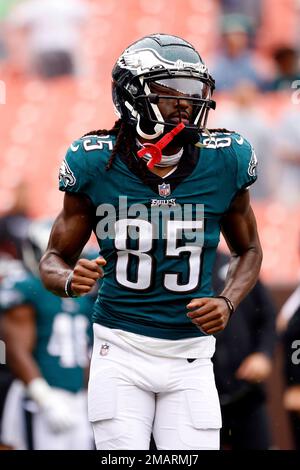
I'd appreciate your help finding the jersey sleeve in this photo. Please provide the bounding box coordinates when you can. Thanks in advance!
[58,135,114,201]
[232,134,258,191]
[59,139,91,195]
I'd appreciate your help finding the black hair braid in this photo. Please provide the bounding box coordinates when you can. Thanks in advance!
[207,128,233,133]
[82,121,234,172]
[82,119,137,171]
[105,121,126,170]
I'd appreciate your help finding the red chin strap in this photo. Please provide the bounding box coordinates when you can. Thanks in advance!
[137,123,185,169]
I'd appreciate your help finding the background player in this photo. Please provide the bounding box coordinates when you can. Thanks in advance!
[0,220,94,449]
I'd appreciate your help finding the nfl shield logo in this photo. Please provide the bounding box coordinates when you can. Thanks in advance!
[100,343,110,356]
[158,183,171,198]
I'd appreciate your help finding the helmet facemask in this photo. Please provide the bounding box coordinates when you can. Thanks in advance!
[138,74,215,139]
[119,71,215,141]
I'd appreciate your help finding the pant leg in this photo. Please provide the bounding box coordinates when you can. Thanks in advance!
[88,326,155,450]
[1,380,27,449]
[67,391,94,450]
[0,366,13,425]
[90,382,155,450]
[153,358,221,450]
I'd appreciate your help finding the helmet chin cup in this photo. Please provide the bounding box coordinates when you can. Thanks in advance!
[136,114,164,140]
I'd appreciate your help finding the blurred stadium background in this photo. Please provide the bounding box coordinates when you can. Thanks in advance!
[0,0,300,449]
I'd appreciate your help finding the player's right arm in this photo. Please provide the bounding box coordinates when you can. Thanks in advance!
[40,192,106,297]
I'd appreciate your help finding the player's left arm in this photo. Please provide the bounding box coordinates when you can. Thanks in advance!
[187,189,262,334]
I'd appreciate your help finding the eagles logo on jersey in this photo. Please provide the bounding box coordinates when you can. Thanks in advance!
[248,149,258,177]
[59,159,76,188]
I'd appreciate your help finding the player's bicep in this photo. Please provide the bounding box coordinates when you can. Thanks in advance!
[220,190,261,255]
[47,192,94,265]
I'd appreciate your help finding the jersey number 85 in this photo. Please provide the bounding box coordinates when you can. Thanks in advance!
[114,219,203,293]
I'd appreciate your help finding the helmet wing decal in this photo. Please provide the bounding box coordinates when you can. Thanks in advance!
[118,48,207,73]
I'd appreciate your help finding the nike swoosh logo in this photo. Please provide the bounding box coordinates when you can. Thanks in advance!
[235,136,244,145]
[71,143,80,152]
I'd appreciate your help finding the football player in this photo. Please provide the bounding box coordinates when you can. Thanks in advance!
[0,220,94,449]
[40,34,262,450]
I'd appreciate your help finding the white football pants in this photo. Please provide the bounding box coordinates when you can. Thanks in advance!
[89,324,221,450]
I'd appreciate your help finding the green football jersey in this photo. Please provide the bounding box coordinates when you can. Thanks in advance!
[0,270,93,392]
[59,131,257,340]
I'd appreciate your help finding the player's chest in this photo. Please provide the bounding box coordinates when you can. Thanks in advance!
[93,166,233,219]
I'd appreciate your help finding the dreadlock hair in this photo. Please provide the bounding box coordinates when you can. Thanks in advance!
[207,128,233,133]
[83,119,137,171]
[83,122,234,171]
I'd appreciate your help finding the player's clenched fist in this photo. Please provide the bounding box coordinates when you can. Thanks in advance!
[186,297,232,334]
[68,257,106,296]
